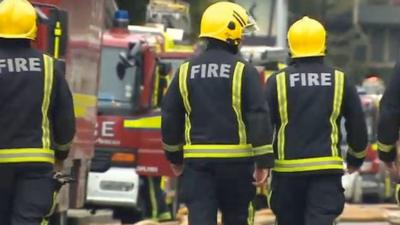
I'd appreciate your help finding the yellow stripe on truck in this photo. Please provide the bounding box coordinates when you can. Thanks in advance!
[124,116,162,129]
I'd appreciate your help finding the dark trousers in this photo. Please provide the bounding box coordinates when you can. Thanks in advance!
[140,176,171,221]
[270,174,345,225]
[180,161,255,225]
[0,163,56,225]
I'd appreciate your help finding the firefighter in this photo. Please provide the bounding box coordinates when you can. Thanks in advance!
[161,2,274,225]
[265,16,368,225]
[377,63,400,204]
[0,0,75,225]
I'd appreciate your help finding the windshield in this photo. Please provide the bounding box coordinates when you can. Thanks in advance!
[98,47,136,103]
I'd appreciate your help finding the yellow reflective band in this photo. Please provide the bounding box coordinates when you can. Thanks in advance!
[124,116,161,129]
[378,141,394,153]
[276,72,288,160]
[0,148,55,164]
[232,62,247,144]
[330,71,344,157]
[273,156,344,172]
[253,144,273,156]
[178,62,191,144]
[152,65,160,107]
[45,191,58,217]
[163,142,183,152]
[158,211,172,221]
[54,22,62,59]
[247,202,254,225]
[184,144,253,158]
[42,55,54,150]
[184,144,251,150]
[148,177,158,219]
[347,147,366,159]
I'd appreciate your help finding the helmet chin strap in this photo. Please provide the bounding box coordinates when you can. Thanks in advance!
[226,38,240,54]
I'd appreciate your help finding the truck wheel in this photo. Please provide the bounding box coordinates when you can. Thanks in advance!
[113,207,142,224]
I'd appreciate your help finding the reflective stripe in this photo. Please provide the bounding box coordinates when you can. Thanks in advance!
[347,147,366,159]
[53,22,62,59]
[276,72,288,160]
[378,141,394,153]
[178,62,191,144]
[163,142,183,152]
[0,148,55,164]
[152,65,160,107]
[42,55,54,150]
[184,144,253,158]
[158,211,172,220]
[124,116,161,129]
[253,144,273,156]
[247,202,254,225]
[330,71,344,157]
[232,62,247,144]
[148,177,158,219]
[273,157,343,172]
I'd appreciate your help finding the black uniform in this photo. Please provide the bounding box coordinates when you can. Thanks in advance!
[162,39,274,225]
[0,39,75,225]
[377,62,400,204]
[265,57,368,225]
[378,62,400,162]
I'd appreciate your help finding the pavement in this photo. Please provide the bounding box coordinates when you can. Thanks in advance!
[68,204,400,225]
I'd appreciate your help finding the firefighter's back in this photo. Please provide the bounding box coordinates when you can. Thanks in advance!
[0,43,50,149]
[275,59,343,161]
[185,46,247,145]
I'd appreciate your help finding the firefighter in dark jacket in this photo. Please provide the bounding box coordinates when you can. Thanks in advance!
[161,2,274,225]
[0,0,75,225]
[377,62,400,204]
[265,16,368,225]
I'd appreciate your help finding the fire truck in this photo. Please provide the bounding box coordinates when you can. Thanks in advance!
[85,11,186,222]
[31,0,110,224]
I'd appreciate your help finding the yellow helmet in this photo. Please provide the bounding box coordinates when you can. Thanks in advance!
[0,0,37,40]
[287,16,326,58]
[199,1,257,45]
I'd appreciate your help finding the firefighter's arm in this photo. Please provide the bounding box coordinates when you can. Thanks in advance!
[377,62,400,162]
[161,72,185,165]
[52,64,76,160]
[243,65,274,169]
[343,75,368,168]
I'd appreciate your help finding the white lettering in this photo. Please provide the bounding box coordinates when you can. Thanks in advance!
[190,65,201,79]
[220,64,231,78]
[101,121,115,138]
[308,73,319,86]
[289,73,300,87]
[0,59,6,73]
[321,73,332,86]
[15,58,28,72]
[201,64,206,78]
[207,63,218,78]
[7,59,14,72]
[29,58,41,72]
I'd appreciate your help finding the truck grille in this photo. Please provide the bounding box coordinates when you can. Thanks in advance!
[90,149,112,172]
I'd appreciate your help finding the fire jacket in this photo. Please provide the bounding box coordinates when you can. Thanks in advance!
[0,41,75,164]
[378,62,400,162]
[265,57,368,175]
[161,40,274,168]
